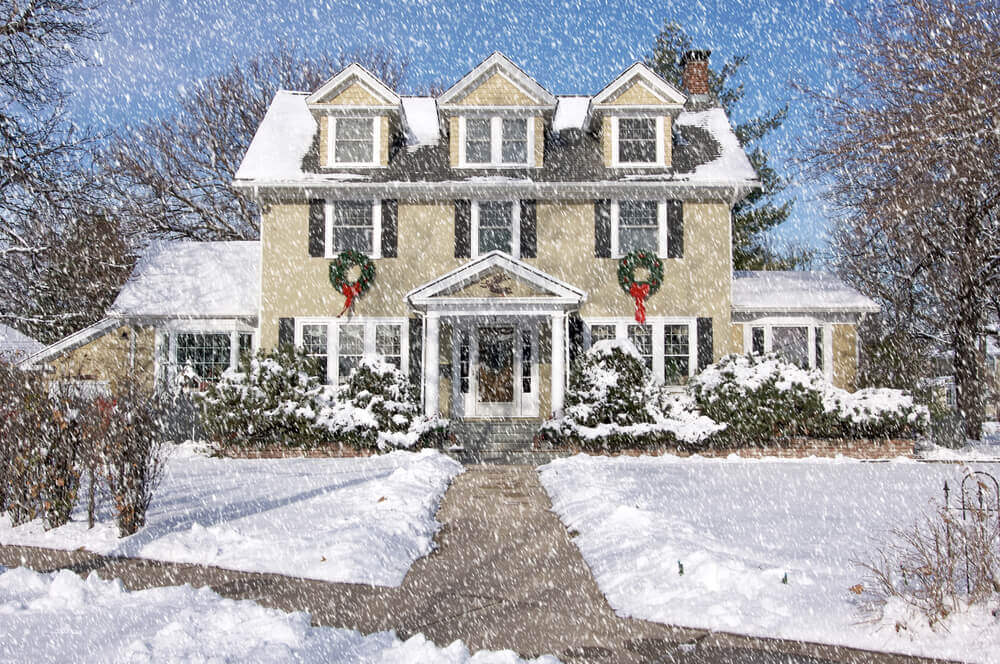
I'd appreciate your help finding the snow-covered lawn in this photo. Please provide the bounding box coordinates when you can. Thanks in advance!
[0,447,462,586]
[0,566,557,663]
[539,454,999,663]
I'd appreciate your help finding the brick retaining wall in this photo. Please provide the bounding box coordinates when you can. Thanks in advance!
[219,444,379,459]
[536,438,915,460]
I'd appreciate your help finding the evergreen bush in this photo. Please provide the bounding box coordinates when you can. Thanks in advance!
[198,346,326,448]
[540,340,722,451]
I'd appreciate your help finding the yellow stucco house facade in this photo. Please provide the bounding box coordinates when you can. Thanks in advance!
[22,51,878,427]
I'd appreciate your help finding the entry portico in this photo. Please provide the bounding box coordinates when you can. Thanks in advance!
[407,251,585,419]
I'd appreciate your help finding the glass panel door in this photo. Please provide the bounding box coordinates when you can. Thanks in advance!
[477,326,515,404]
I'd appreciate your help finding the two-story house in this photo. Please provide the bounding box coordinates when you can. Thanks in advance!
[21,51,878,428]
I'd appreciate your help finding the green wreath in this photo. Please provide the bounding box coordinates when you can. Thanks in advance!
[329,250,376,316]
[617,250,664,295]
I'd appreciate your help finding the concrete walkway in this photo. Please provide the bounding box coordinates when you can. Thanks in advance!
[0,466,952,664]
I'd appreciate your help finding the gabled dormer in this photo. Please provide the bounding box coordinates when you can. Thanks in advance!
[306,63,401,169]
[438,52,556,169]
[590,63,686,170]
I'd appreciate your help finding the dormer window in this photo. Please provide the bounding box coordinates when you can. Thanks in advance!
[328,117,379,167]
[460,117,532,167]
[611,116,665,167]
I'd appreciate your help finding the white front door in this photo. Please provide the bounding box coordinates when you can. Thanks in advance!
[454,322,538,419]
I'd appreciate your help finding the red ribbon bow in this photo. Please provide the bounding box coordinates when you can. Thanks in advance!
[629,282,650,324]
[337,282,364,317]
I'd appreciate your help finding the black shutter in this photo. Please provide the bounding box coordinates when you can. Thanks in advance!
[381,199,398,258]
[568,313,585,366]
[667,200,684,259]
[408,317,423,388]
[519,200,537,259]
[308,199,325,257]
[594,200,611,258]
[278,317,295,349]
[697,317,714,372]
[454,200,471,258]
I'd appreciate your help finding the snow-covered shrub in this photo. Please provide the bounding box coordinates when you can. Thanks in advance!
[197,347,326,448]
[316,358,449,451]
[690,354,928,447]
[857,500,999,629]
[539,340,722,450]
[0,366,96,529]
[97,385,169,537]
[197,349,448,451]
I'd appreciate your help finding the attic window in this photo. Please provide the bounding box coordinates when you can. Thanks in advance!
[612,117,664,167]
[328,117,379,166]
[460,117,532,167]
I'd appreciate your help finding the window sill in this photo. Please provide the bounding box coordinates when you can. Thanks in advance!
[324,162,384,169]
[455,163,535,169]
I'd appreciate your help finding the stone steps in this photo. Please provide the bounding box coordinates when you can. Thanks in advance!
[450,419,549,465]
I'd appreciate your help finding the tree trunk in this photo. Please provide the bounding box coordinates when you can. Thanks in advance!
[953,309,985,441]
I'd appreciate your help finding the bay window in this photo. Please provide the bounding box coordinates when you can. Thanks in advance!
[154,326,256,391]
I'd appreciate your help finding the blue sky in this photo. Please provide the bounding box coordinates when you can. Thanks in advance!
[66,0,855,253]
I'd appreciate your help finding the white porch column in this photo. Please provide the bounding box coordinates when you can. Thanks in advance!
[424,312,441,416]
[550,311,566,415]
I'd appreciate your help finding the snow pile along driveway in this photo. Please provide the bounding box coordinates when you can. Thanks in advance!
[539,454,999,663]
[0,566,559,663]
[0,449,462,586]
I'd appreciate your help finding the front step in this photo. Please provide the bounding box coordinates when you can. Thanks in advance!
[451,419,542,457]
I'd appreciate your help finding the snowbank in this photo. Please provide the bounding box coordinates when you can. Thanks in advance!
[539,454,999,662]
[0,449,462,586]
[0,566,558,663]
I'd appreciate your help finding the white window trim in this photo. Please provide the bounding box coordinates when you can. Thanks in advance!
[324,199,382,259]
[457,116,535,168]
[582,317,697,386]
[326,116,381,168]
[294,317,408,385]
[156,324,256,391]
[471,200,520,258]
[743,318,833,380]
[610,200,668,258]
[610,116,665,168]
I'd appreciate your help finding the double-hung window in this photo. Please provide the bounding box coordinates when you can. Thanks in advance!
[156,327,255,391]
[296,319,407,385]
[612,117,663,167]
[585,319,697,386]
[326,200,380,257]
[612,200,667,257]
[461,117,532,166]
[328,117,378,166]
[472,201,518,257]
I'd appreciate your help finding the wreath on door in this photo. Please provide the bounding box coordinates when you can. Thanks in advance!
[617,250,664,324]
[329,250,375,317]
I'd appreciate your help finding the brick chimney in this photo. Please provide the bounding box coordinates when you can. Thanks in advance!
[680,50,711,96]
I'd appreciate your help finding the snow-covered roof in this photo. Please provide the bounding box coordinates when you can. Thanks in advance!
[553,96,591,131]
[401,96,439,147]
[235,91,314,181]
[110,241,260,318]
[675,108,757,184]
[732,271,879,313]
[0,323,44,362]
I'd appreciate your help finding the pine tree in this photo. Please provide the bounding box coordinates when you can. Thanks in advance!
[645,21,807,270]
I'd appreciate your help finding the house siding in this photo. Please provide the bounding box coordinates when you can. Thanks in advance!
[320,81,386,106]
[604,80,667,105]
[453,73,538,106]
[833,323,858,390]
[46,325,155,393]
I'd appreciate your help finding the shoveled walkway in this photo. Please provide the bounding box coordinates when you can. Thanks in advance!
[1,466,952,664]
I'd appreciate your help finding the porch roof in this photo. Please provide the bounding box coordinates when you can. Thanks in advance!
[406,251,585,313]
